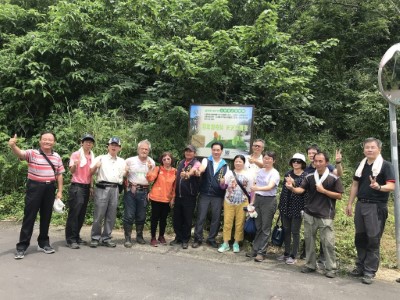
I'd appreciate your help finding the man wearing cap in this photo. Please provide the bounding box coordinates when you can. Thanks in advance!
[123,139,155,247]
[9,132,65,259]
[65,134,95,249]
[90,137,126,248]
[192,141,229,248]
[170,145,201,249]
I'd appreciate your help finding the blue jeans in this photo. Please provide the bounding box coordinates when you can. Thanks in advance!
[123,190,148,226]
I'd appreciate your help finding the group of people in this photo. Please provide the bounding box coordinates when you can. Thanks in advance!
[8,133,397,284]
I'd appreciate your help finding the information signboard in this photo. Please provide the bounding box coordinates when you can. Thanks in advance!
[189,104,254,159]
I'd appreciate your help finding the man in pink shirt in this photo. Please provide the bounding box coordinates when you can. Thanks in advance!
[65,134,95,249]
[9,132,65,259]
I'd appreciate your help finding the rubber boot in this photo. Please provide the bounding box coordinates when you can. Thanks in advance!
[136,224,146,244]
[124,224,133,248]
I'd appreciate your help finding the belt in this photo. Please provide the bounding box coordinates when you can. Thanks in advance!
[71,182,91,188]
[96,182,118,188]
[28,179,56,185]
[257,195,276,198]
[358,198,380,204]
[129,183,149,190]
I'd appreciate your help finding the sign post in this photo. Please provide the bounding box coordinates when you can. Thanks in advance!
[378,43,400,268]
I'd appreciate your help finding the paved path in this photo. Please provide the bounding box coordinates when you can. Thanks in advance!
[0,221,398,300]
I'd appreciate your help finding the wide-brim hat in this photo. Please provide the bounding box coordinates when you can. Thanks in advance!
[289,153,306,165]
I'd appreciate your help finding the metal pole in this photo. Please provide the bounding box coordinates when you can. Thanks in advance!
[388,103,400,268]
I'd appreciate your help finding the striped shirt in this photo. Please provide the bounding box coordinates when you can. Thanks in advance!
[23,149,65,182]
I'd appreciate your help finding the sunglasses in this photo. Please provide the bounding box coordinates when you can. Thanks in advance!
[292,159,303,164]
[252,145,262,148]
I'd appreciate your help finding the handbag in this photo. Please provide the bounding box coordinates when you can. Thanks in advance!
[271,214,285,247]
[244,216,256,242]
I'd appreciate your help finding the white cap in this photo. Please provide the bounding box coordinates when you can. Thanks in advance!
[53,198,65,214]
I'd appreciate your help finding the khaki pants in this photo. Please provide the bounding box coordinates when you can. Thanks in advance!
[304,212,337,271]
[222,201,248,242]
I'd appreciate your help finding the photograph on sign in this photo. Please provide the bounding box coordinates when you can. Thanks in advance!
[189,104,254,159]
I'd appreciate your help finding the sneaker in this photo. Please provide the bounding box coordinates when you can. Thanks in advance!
[245,251,257,258]
[182,242,188,249]
[254,254,264,262]
[158,236,167,245]
[325,270,336,278]
[233,243,240,253]
[362,275,373,285]
[150,237,158,247]
[66,242,80,249]
[37,245,55,254]
[218,242,230,253]
[277,254,290,261]
[90,239,99,248]
[350,267,363,277]
[101,240,116,248]
[301,266,316,273]
[14,250,25,259]
[286,257,297,265]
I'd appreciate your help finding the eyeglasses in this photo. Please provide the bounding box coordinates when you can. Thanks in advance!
[292,159,303,164]
[252,145,263,148]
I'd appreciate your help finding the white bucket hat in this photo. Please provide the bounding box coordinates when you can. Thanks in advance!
[53,198,65,214]
[289,153,306,166]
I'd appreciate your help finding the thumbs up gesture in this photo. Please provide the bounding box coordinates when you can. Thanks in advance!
[8,134,17,147]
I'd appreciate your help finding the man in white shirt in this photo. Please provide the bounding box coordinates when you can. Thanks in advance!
[89,137,126,248]
[245,138,265,178]
[123,139,155,247]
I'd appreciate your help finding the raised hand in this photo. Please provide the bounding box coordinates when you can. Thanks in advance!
[96,158,102,169]
[74,152,81,167]
[147,159,153,170]
[335,149,342,163]
[8,134,17,147]
[285,174,294,186]
[369,175,380,190]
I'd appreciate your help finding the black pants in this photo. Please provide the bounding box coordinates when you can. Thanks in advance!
[173,196,197,243]
[65,184,90,243]
[354,201,388,277]
[150,200,170,238]
[17,180,56,251]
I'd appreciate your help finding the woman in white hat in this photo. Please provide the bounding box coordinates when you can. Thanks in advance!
[277,153,307,265]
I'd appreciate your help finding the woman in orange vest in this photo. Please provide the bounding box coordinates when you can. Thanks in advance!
[146,152,177,246]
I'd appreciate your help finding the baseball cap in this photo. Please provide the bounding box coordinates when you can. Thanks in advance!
[107,137,121,146]
[184,145,196,152]
[81,133,95,143]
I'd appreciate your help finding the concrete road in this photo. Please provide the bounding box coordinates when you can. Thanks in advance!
[0,221,398,300]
